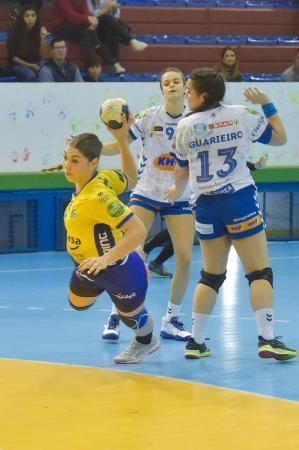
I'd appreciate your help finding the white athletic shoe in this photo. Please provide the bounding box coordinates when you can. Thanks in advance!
[160,316,191,341]
[114,335,160,364]
[130,39,148,52]
[114,62,126,74]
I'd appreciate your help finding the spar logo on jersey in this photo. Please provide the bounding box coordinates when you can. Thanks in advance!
[154,153,176,171]
[209,120,234,130]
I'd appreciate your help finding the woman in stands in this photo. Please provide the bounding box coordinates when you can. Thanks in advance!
[167,67,297,361]
[63,120,159,364]
[7,4,48,81]
[102,67,194,343]
[217,46,243,82]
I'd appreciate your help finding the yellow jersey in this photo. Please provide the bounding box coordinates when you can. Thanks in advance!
[64,170,133,264]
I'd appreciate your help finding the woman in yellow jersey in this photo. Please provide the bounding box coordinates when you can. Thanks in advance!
[63,121,159,364]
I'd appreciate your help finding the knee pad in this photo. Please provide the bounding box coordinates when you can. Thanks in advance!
[68,297,94,311]
[198,269,227,293]
[245,267,273,288]
[119,308,153,336]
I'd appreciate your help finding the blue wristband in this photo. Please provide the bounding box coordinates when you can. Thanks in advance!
[262,103,278,118]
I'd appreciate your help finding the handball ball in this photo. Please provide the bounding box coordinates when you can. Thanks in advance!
[100,97,129,129]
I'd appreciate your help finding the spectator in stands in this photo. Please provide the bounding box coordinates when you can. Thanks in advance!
[38,38,84,82]
[7,4,48,81]
[217,46,243,82]
[52,0,100,64]
[84,55,103,81]
[86,0,148,73]
[281,48,299,82]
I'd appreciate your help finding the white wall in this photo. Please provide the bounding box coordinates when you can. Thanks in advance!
[0,82,298,172]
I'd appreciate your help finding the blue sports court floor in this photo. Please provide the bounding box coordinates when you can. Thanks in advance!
[1,242,299,450]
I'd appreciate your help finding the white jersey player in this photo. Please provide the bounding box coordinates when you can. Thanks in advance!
[102,67,195,342]
[129,104,190,203]
[174,103,268,204]
[167,67,297,361]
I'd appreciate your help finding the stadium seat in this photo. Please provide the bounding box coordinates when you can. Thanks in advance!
[186,0,216,5]
[186,35,218,44]
[153,34,187,44]
[250,73,281,81]
[216,0,246,7]
[247,36,278,44]
[277,36,299,44]
[275,0,296,7]
[134,35,154,43]
[120,0,157,5]
[216,35,248,44]
[121,73,158,81]
[245,0,276,6]
[157,0,187,5]
[0,32,7,41]
[0,76,18,82]
[100,73,125,82]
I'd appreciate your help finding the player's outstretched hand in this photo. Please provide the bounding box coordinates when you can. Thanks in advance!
[244,87,270,106]
[78,256,109,275]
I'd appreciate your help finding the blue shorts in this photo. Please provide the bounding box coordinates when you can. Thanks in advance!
[129,194,192,217]
[194,184,265,240]
[69,251,148,313]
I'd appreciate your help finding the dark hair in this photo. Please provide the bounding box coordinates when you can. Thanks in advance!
[218,46,241,81]
[85,55,102,69]
[159,67,186,90]
[69,133,102,161]
[49,37,66,49]
[188,67,225,113]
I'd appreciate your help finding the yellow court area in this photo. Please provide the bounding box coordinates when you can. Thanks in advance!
[1,359,299,450]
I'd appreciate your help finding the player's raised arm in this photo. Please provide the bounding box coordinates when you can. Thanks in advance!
[244,87,287,146]
[105,113,137,189]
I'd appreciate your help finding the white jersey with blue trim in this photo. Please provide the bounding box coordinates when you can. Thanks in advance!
[129,104,190,202]
[173,104,268,203]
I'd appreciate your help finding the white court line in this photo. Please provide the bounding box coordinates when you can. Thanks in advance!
[0,307,290,323]
[25,307,46,310]
[1,254,299,272]
[0,267,71,273]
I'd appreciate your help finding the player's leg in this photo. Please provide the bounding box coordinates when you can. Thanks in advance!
[160,213,194,340]
[102,203,155,341]
[68,269,104,310]
[185,235,231,359]
[233,230,297,361]
[145,228,174,277]
[225,185,297,361]
[107,251,159,364]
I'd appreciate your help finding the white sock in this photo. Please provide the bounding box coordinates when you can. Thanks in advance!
[165,302,181,321]
[110,304,118,316]
[255,308,274,340]
[192,312,210,344]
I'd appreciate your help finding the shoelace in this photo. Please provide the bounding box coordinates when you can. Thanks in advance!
[170,318,185,331]
[107,316,119,329]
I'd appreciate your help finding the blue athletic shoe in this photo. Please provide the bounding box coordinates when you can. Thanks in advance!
[102,314,120,341]
[160,316,191,341]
